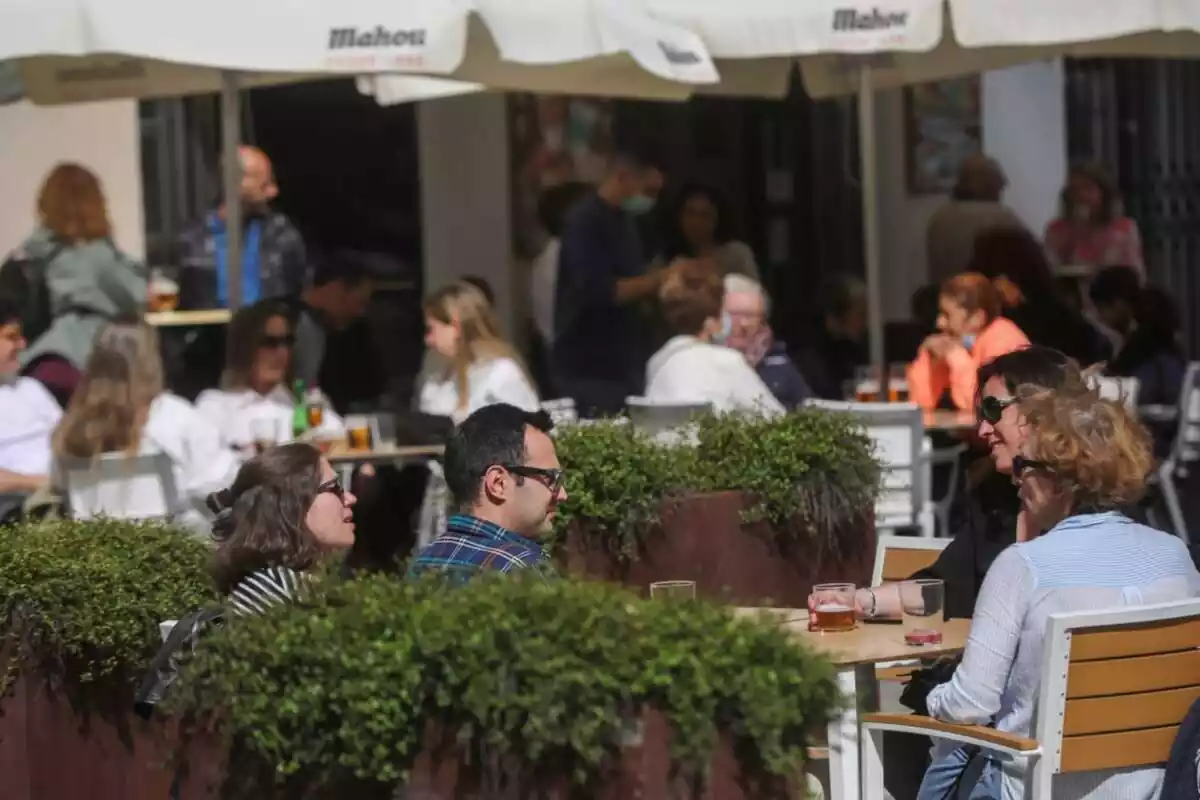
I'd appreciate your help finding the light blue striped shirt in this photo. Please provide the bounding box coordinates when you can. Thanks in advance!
[928,512,1200,799]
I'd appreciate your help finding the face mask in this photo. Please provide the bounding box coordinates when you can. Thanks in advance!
[712,312,732,344]
[961,334,977,350]
[622,194,655,215]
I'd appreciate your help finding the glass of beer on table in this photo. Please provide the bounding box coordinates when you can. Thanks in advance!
[650,580,697,600]
[853,366,881,402]
[249,418,281,455]
[148,270,180,313]
[345,415,373,451]
[888,363,910,402]
[810,583,858,632]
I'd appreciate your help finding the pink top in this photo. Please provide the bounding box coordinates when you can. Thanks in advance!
[1043,216,1144,275]
[907,317,1030,412]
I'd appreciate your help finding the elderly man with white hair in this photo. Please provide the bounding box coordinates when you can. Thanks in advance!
[721,274,814,409]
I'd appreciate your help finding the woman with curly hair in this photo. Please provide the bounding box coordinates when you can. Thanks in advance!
[13,163,147,406]
[918,384,1200,800]
[208,442,356,614]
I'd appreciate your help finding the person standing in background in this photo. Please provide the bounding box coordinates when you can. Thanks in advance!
[176,145,308,310]
[552,152,683,416]
[659,183,760,280]
[1044,163,1144,275]
[925,154,1024,286]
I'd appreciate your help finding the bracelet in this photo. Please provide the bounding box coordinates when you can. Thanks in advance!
[863,588,878,619]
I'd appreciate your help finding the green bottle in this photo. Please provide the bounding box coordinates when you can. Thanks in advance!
[291,379,309,440]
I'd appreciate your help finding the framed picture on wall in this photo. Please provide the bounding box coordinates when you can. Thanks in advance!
[905,76,982,195]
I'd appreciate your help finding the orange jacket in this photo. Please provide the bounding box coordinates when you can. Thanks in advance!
[908,317,1030,411]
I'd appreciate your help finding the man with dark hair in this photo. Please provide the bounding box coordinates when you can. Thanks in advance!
[1088,264,1142,347]
[553,151,682,416]
[794,273,869,400]
[0,297,59,494]
[408,403,565,581]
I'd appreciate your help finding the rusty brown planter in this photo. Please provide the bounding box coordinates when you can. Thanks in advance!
[0,672,179,800]
[563,490,875,607]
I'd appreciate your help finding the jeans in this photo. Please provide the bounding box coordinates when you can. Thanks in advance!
[917,744,1001,800]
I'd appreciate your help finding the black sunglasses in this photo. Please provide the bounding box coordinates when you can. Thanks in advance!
[501,464,565,494]
[978,395,1016,425]
[1011,455,1050,479]
[317,476,346,502]
[260,333,296,349]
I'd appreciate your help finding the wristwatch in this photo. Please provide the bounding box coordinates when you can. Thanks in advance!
[861,587,878,619]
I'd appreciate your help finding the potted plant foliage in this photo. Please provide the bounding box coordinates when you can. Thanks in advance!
[554,409,881,606]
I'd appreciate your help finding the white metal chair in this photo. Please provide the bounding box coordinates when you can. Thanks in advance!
[1089,374,1141,411]
[541,398,578,427]
[624,397,712,443]
[862,598,1200,800]
[806,400,934,537]
[60,452,181,522]
[1153,361,1199,543]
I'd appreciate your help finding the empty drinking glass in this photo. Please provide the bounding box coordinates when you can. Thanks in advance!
[650,580,696,600]
[249,418,282,455]
[810,583,857,632]
[900,578,945,644]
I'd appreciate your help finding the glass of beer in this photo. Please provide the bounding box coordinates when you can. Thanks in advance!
[307,403,324,428]
[346,415,373,451]
[148,270,180,312]
[811,583,858,632]
[900,579,945,644]
[250,418,279,455]
[854,366,880,403]
[888,363,910,403]
[650,580,696,600]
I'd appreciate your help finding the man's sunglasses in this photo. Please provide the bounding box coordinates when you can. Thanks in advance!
[260,334,296,349]
[1011,455,1050,479]
[501,464,565,494]
[978,395,1016,425]
[317,476,346,502]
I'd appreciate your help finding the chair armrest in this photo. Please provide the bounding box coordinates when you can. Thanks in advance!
[926,443,968,465]
[861,713,1040,757]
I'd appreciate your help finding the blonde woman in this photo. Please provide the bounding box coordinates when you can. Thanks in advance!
[52,319,239,532]
[418,282,539,423]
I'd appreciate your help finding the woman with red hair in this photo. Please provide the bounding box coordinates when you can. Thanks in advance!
[907,272,1030,411]
[10,163,147,405]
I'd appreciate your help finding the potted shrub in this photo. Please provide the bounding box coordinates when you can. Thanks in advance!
[0,518,218,800]
[554,410,881,606]
[170,573,841,799]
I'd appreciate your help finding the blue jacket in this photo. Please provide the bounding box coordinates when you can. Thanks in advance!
[755,341,814,410]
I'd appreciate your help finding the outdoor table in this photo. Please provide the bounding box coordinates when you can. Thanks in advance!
[144,309,232,327]
[326,442,444,485]
[735,608,970,800]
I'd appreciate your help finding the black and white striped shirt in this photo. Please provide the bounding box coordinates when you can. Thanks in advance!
[229,566,308,617]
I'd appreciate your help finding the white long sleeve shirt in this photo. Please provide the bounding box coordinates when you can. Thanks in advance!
[644,335,784,416]
[418,357,539,423]
[195,385,344,449]
[0,377,61,475]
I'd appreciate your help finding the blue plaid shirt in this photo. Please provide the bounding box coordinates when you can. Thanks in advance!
[407,514,554,582]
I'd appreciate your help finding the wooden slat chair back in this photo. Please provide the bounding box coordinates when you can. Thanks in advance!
[861,598,1200,800]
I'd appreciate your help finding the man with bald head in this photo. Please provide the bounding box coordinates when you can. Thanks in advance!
[176,144,308,309]
[925,153,1025,285]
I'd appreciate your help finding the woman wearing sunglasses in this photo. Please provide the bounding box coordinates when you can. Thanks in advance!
[196,300,344,451]
[208,442,357,615]
[918,386,1199,800]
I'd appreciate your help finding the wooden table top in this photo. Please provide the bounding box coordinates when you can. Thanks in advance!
[923,409,977,432]
[145,309,232,327]
[734,608,970,666]
[326,443,444,462]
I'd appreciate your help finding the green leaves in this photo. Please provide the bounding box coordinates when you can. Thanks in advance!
[171,575,842,795]
[553,410,882,558]
[0,518,218,705]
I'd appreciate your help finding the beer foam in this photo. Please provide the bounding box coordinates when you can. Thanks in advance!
[816,603,853,613]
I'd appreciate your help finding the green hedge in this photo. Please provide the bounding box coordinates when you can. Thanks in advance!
[171,573,840,795]
[553,409,881,558]
[0,518,218,708]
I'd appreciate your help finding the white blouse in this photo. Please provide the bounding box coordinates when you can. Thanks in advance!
[418,356,539,423]
[0,377,62,475]
[195,385,345,449]
[644,336,783,416]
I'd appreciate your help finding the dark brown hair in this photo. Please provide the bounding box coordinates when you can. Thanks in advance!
[37,163,113,243]
[941,272,1001,323]
[220,299,292,390]
[660,269,723,336]
[208,443,325,593]
[1060,163,1119,225]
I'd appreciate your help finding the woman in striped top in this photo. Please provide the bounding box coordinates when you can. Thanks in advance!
[207,442,357,616]
[918,385,1200,799]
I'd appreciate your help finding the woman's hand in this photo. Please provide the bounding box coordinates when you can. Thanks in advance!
[807,587,871,626]
[921,334,956,359]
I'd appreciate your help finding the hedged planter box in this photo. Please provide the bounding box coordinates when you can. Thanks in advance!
[0,673,178,800]
[563,490,875,607]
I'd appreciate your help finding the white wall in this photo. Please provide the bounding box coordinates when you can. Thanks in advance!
[0,99,144,258]
[416,92,515,334]
[874,60,1067,321]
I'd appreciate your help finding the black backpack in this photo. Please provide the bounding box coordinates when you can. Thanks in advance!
[133,605,228,719]
[0,242,63,343]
